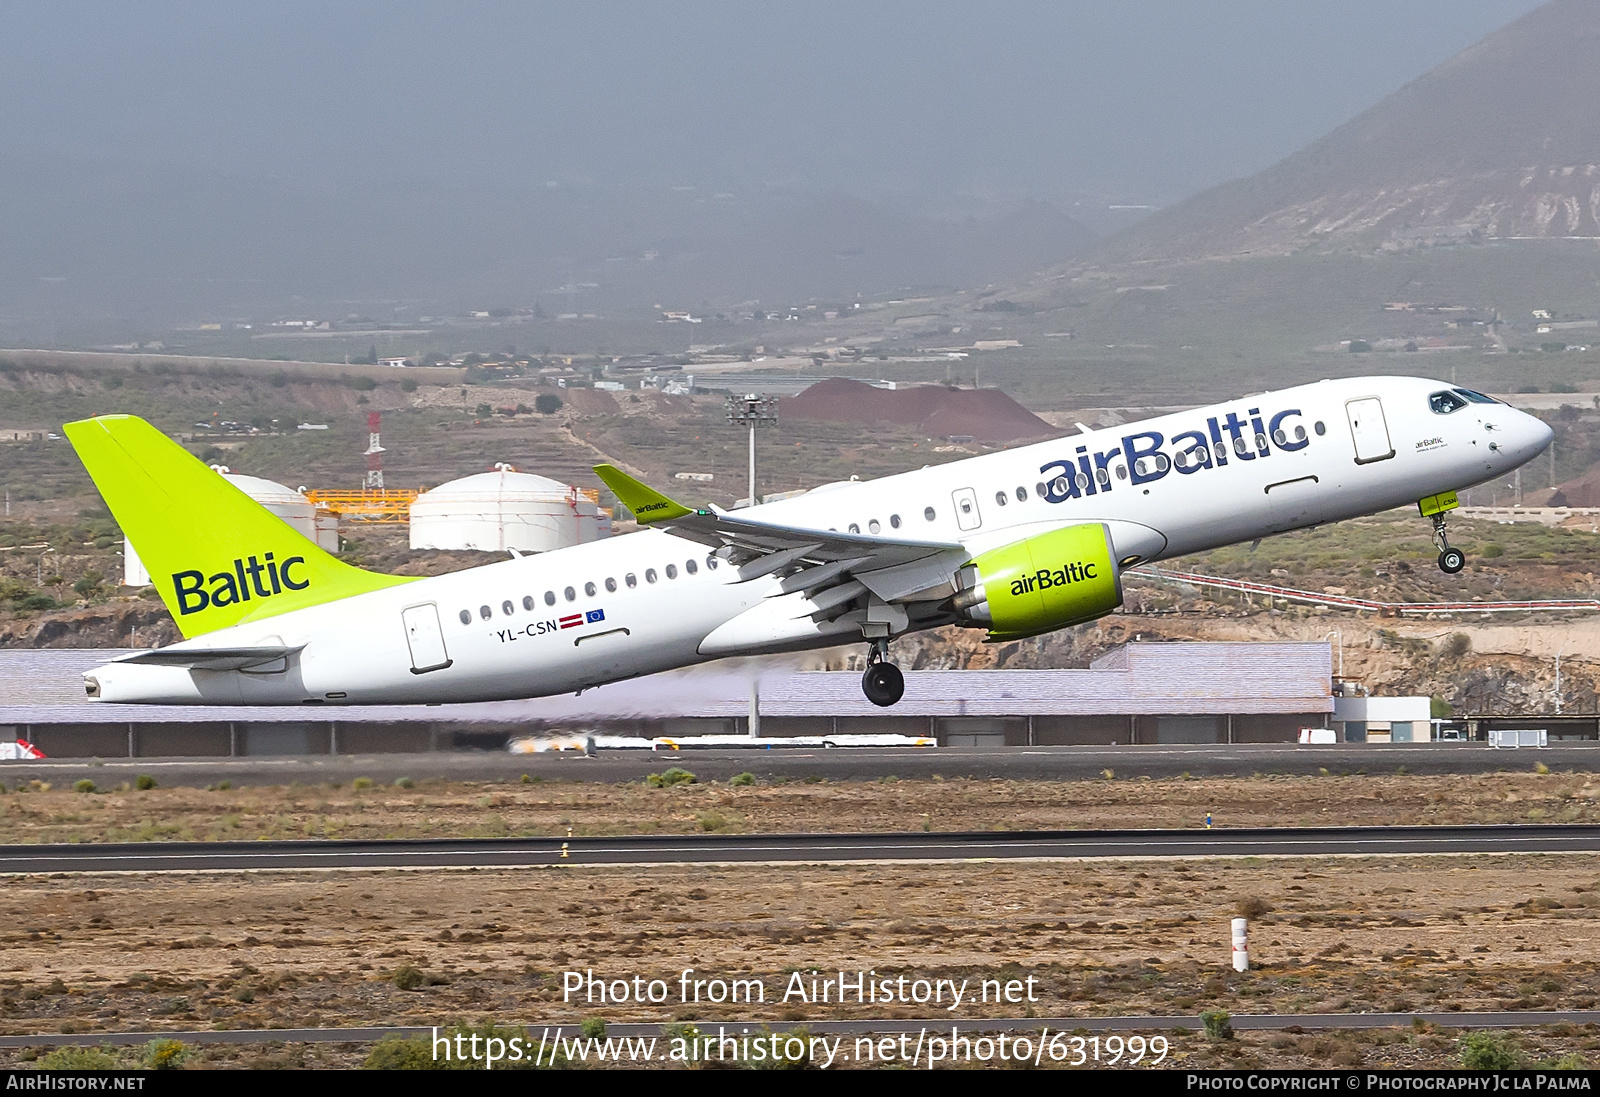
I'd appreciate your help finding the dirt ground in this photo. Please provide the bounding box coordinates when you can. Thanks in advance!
[0,770,1594,844]
[4,773,1600,1069]
[2,855,1600,1068]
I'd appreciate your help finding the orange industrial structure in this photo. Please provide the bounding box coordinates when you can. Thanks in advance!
[303,486,603,524]
[304,489,418,523]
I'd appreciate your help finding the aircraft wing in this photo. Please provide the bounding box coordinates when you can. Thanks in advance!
[594,465,969,603]
[113,645,303,671]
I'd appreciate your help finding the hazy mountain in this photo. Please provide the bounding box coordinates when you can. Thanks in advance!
[1105,0,1600,261]
[0,161,1096,326]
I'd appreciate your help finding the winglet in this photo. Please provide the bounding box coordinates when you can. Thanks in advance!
[593,464,695,524]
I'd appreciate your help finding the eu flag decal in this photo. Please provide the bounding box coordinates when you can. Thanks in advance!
[586,609,606,624]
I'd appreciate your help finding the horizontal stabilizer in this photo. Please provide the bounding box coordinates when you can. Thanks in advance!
[114,645,304,671]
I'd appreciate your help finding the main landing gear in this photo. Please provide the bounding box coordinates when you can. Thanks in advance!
[861,639,905,707]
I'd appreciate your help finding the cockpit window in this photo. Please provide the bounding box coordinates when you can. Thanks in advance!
[1453,388,1499,404]
[1429,390,1468,414]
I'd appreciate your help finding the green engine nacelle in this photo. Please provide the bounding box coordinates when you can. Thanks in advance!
[953,523,1122,642]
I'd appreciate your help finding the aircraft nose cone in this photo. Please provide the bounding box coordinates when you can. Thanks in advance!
[1504,412,1555,463]
[1525,413,1555,459]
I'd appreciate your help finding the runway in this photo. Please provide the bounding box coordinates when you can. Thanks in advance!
[3,823,1599,874]
[2,743,1597,787]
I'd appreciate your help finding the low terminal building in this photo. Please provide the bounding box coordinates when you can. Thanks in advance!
[0,642,1336,757]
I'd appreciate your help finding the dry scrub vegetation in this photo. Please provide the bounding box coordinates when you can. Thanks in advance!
[0,769,1597,843]
[1,857,1600,1068]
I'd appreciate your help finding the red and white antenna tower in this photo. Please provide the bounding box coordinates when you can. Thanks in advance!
[364,411,385,490]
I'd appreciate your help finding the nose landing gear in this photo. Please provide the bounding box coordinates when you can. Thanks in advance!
[861,639,904,707]
[1419,492,1465,574]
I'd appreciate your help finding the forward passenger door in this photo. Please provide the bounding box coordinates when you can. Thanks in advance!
[1345,397,1395,464]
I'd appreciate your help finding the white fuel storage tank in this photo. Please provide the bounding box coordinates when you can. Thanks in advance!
[408,464,601,553]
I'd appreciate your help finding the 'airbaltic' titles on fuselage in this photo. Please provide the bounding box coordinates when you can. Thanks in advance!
[1037,406,1310,503]
[1011,560,1098,596]
[172,554,308,615]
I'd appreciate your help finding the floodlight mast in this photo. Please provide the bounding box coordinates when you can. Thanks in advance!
[726,394,778,507]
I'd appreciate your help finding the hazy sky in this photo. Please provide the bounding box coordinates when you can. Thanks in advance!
[1,1,1547,208]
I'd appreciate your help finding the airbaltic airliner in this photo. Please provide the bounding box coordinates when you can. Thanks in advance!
[67,375,1551,708]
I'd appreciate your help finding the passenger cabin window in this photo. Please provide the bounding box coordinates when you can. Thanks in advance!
[645,569,657,584]
[459,609,471,625]
[665,564,678,579]
[584,582,596,597]
[626,573,637,588]
[522,595,535,611]
[1314,421,1327,435]
[564,586,576,602]
[1035,481,1047,497]
[994,491,1008,506]
[605,577,617,592]
[685,558,698,575]
[705,556,718,570]
[544,591,556,606]
[890,514,901,529]
[848,523,859,534]
[479,605,492,620]
[502,600,514,616]
[1430,390,1469,414]
[924,506,936,521]
[1016,486,1028,501]
[868,519,881,532]
[1095,467,1110,487]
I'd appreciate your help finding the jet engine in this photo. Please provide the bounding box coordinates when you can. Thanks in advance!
[952,523,1122,641]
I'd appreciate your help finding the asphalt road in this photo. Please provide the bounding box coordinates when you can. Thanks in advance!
[3,823,1599,874]
[0,743,1592,788]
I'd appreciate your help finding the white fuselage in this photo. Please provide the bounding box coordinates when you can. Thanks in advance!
[88,376,1552,705]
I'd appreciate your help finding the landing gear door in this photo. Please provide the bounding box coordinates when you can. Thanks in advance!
[401,603,452,674]
[1346,397,1395,464]
[952,487,982,531]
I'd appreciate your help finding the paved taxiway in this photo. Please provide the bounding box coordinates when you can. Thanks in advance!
[1,743,1595,788]
[2,824,1598,874]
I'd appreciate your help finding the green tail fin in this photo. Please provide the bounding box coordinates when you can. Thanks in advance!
[65,415,416,638]
[592,464,697,524]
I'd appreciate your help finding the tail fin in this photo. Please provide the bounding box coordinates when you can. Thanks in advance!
[65,415,415,638]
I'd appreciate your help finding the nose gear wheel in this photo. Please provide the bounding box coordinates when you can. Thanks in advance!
[1430,512,1465,574]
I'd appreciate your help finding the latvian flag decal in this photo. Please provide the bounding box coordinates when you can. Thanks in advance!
[560,608,605,630]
